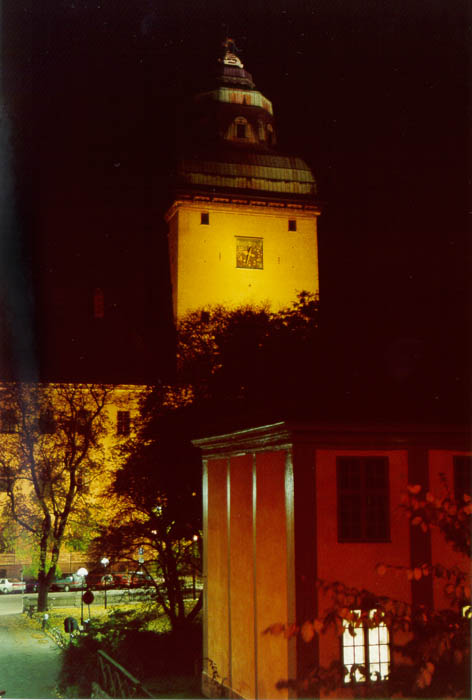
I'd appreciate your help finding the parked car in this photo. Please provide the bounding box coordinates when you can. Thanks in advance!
[129,571,154,588]
[10,579,26,594]
[86,572,116,589]
[24,578,39,593]
[0,578,25,594]
[85,572,106,589]
[51,574,83,592]
[0,578,13,594]
[110,573,130,588]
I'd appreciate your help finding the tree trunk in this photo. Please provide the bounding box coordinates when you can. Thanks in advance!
[37,579,49,613]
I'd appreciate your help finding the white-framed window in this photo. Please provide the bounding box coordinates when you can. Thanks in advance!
[342,610,390,683]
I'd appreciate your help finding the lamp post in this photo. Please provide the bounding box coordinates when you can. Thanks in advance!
[77,567,88,626]
[192,535,198,599]
[101,557,109,609]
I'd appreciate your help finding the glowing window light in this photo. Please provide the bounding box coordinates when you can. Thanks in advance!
[343,610,390,684]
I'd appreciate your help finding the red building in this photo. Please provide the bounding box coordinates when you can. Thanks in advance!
[194,420,470,698]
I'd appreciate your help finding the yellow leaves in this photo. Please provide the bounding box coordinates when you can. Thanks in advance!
[407,484,422,494]
[426,491,435,503]
[301,621,314,643]
[413,568,423,581]
[265,618,326,641]
[417,662,435,689]
[463,503,472,515]
[411,516,422,526]
[376,563,387,577]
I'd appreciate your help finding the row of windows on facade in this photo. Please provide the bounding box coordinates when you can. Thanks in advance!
[0,409,131,437]
[200,212,297,230]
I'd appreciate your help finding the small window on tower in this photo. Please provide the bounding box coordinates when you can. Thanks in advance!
[288,219,297,231]
[94,288,104,319]
[117,410,131,436]
[236,123,247,138]
[201,212,209,225]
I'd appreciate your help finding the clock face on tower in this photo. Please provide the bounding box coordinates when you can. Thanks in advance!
[236,237,263,269]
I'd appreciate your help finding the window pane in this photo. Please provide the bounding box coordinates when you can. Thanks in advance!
[369,645,379,662]
[379,644,389,662]
[378,625,389,644]
[344,647,354,665]
[380,662,389,679]
[365,458,387,487]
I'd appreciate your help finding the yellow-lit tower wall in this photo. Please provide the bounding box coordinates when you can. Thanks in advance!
[166,42,320,319]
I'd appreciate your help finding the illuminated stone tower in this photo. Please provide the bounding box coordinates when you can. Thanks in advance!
[166,40,320,319]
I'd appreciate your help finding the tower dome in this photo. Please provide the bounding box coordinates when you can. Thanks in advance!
[173,39,317,204]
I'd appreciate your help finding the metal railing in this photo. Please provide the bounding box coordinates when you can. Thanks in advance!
[97,649,154,699]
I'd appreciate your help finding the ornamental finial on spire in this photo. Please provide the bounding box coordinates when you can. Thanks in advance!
[221,37,244,69]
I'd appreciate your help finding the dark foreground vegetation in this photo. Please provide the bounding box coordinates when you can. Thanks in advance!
[59,609,203,698]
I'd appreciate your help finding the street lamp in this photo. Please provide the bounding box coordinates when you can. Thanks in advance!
[192,535,198,599]
[101,557,109,609]
[77,567,88,626]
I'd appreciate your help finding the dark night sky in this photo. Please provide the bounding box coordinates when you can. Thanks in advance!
[1,0,470,401]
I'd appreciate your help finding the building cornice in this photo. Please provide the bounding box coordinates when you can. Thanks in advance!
[192,420,472,458]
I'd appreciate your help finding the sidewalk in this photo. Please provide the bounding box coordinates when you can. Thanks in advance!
[0,614,62,699]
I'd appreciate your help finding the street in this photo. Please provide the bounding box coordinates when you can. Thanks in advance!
[0,614,61,698]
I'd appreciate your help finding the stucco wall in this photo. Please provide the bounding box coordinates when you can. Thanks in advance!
[167,200,319,318]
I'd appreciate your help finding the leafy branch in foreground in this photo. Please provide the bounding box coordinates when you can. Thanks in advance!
[265,482,470,697]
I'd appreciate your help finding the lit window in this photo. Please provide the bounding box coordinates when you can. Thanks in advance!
[117,410,131,436]
[288,219,297,231]
[453,456,471,502]
[0,410,17,434]
[201,212,209,225]
[337,457,390,542]
[343,610,390,684]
